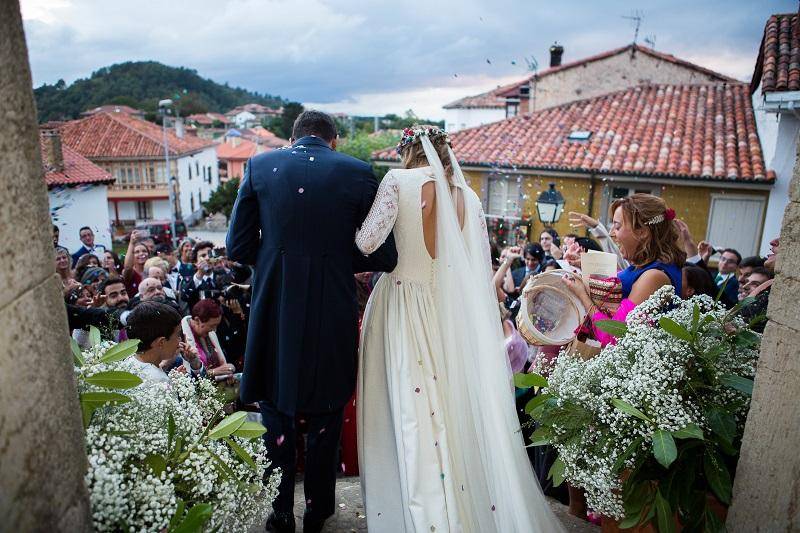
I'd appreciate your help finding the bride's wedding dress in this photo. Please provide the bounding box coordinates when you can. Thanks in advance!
[355,136,564,532]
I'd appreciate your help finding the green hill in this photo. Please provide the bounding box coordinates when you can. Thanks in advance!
[33,61,286,123]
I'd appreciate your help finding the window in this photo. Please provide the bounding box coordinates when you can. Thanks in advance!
[506,102,519,118]
[567,131,592,141]
[486,176,521,218]
[202,166,207,181]
[188,164,192,180]
[600,183,660,225]
[520,86,530,97]
[136,201,152,220]
[706,195,766,256]
[190,195,195,212]
[207,165,213,184]
[196,161,200,175]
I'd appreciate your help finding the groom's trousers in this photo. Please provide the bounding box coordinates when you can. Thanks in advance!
[260,401,345,521]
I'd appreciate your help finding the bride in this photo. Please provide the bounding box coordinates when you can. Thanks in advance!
[355,126,563,532]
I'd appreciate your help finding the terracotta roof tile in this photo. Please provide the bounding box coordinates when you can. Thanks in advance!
[216,139,258,160]
[445,44,737,109]
[376,84,770,183]
[752,13,800,93]
[40,133,115,187]
[59,112,214,159]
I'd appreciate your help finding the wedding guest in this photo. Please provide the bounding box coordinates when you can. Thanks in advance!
[126,301,203,384]
[512,243,545,288]
[71,226,107,267]
[176,237,197,279]
[181,299,236,379]
[540,228,562,260]
[182,241,228,310]
[122,230,150,297]
[568,211,629,270]
[737,255,766,292]
[714,248,741,303]
[156,243,182,291]
[494,246,523,302]
[80,266,108,296]
[57,246,82,304]
[98,276,130,311]
[742,237,779,333]
[74,253,102,283]
[563,194,685,346]
[72,275,128,348]
[141,236,157,256]
[52,224,60,248]
[103,250,122,277]
[741,267,773,296]
[681,265,719,300]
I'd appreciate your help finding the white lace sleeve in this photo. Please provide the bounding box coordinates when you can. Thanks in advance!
[476,203,493,269]
[356,173,399,255]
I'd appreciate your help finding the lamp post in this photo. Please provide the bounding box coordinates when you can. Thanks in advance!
[159,99,178,248]
[536,182,565,227]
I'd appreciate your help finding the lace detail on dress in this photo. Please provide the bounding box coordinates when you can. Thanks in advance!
[356,173,400,255]
[477,204,492,269]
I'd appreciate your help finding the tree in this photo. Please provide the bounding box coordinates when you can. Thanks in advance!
[203,177,240,219]
[280,102,304,139]
[337,131,397,180]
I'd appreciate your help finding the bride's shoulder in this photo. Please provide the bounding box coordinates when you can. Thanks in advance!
[382,167,431,188]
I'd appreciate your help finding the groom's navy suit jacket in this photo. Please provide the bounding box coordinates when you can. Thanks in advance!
[227,136,397,415]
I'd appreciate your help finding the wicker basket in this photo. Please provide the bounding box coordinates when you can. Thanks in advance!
[516,270,587,346]
[587,275,623,306]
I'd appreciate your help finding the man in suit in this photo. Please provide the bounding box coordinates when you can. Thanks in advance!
[227,111,397,533]
[512,243,545,288]
[71,226,107,267]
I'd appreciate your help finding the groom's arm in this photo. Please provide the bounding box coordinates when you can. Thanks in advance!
[352,169,397,274]
[226,159,260,266]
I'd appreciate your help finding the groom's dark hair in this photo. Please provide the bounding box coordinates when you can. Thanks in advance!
[292,110,337,142]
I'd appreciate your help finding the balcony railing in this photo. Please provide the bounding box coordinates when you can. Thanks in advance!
[112,182,168,191]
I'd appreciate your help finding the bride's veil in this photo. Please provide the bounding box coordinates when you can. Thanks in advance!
[420,135,562,532]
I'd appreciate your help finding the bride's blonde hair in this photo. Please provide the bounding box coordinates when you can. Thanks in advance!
[399,124,454,180]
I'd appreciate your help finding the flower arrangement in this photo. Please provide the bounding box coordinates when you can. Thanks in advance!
[72,328,280,532]
[395,125,450,154]
[516,286,760,532]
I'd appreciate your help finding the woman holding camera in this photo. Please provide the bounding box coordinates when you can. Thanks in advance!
[181,299,236,379]
[122,229,151,297]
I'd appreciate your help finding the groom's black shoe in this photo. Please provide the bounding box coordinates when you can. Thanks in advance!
[302,513,327,533]
[265,511,296,533]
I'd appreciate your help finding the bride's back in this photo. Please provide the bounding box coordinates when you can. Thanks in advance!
[387,166,469,285]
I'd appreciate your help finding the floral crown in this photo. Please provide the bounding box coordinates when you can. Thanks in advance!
[645,207,676,225]
[396,126,451,155]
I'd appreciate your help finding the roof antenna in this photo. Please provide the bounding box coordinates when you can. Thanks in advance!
[524,55,538,73]
[644,34,656,50]
[622,10,644,52]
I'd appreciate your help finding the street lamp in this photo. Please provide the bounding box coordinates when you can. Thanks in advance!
[536,182,565,226]
[159,99,178,248]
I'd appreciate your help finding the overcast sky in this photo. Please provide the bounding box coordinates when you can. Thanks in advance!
[20,0,796,119]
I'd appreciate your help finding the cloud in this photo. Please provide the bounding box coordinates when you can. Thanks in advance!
[20,0,795,118]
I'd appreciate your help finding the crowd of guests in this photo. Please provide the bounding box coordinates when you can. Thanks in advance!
[487,193,779,522]
[55,225,251,383]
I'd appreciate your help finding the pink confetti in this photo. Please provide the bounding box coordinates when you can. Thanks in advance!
[307,499,312,505]
[341,462,346,472]
[491,505,496,511]
[276,435,285,446]
[414,387,421,393]
[319,427,326,434]
[344,418,350,423]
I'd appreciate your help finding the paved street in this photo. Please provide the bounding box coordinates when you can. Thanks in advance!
[188,227,228,246]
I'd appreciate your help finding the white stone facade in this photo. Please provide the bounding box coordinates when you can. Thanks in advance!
[175,145,220,225]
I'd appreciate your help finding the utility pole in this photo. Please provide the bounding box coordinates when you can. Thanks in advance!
[159,99,178,248]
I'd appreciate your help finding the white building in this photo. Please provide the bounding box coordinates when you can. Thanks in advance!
[41,130,114,252]
[59,111,220,233]
[751,12,798,256]
[228,110,257,129]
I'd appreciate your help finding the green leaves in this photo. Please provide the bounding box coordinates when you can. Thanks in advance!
[513,372,548,389]
[225,437,257,469]
[143,454,167,476]
[526,426,552,447]
[706,407,736,446]
[208,411,247,440]
[719,374,754,396]
[548,457,566,487]
[170,503,214,533]
[85,370,143,390]
[88,326,102,348]
[733,329,760,349]
[651,430,678,468]
[658,317,693,342]
[99,339,140,363]
[595,320,628,338]
[704,448,732,504]
[671,424,704,440]
[613,436,644,472]
[611,398,652,422]
[80,391,130,427]
[231,421,267,440]
[654,490,676,533]
[524,394,552,417]
[71,338,84,367]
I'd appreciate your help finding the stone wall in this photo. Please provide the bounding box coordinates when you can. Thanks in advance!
[727,135,800,531]
[532,50,730,112]
[0,2,91,530]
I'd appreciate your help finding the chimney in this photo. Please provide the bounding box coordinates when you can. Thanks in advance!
[174,117,185,139]
[549,42,564,67]
[43,130,64,171]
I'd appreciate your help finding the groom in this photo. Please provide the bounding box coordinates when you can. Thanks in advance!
[227,110,397,533]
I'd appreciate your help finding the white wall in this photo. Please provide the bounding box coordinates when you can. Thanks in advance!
[752,84,800,256]
[176,146,220,226]
[233,111,256,128]
[49,184,111,253]
[444,107,505,132]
